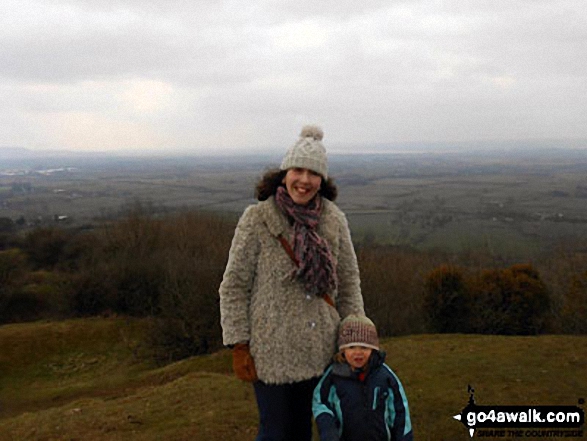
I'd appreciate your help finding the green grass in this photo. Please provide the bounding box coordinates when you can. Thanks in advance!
[0,318,585,440]
[0,318,153,418]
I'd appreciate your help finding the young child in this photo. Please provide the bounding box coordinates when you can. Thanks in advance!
[313,315,413,441]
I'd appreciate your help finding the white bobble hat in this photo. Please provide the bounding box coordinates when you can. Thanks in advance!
[280,125,328,180]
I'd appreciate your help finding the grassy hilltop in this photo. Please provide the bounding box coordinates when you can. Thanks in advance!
[0,318,585,440]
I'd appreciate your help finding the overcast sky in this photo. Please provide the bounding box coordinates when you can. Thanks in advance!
[1,0,586,154]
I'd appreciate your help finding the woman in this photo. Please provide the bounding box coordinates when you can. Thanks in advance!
[219,125,365,441]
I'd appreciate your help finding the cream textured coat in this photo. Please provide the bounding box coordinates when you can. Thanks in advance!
[219,196,364,384]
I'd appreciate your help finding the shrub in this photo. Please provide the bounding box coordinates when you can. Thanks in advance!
[559,270,587,334]
[535,243,587,334]
[69,264,119,316]
[22,227,70,269]
[57,230,99,272]
[358,245,438,336]
[69,212,166,316]
[146,252,223,362]
[424,264,470,333]
[0,248,27,286]
[0,217,15,232]
[64,209,233,360]
[143,212,233,361]
[0,249,29,323]
[111,255,165,315]
[468,264,550,335]
[424,263,551,335]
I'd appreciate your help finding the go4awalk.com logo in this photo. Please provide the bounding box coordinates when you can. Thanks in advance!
[453,386,585,438]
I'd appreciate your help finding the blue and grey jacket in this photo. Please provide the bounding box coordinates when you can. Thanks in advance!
[312,351,413,441]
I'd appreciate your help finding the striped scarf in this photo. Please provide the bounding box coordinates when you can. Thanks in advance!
[275,186,338,297]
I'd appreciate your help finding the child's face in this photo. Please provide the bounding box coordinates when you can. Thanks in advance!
[343,345,373,370]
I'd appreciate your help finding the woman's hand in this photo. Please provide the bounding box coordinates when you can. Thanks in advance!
[232,343,258,382]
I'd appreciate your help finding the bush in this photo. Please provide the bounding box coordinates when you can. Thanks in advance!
[111,256,165,315]
[22,227,70,269]
[424,264,470,333]
[146,252,223,362]
[359,245,439,336]
[559,270,587,334]
[424,263,551,335]
[64,209,232,360]
[0,249,29,323]
[68,212,166,316]
[535,243,587,334]
[0,248,27,286]
[468,264,550,335]
[69,264,119,316]
[0,217,15,232]
[144,212,232,362]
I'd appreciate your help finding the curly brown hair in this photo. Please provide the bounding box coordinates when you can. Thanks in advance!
[333,350,346,364]
[255,168,338,202]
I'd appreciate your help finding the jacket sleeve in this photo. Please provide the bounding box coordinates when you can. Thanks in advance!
[385,366,414,441]
[312,367,341,441]
[335,213,364,318]
[219,205,261,346]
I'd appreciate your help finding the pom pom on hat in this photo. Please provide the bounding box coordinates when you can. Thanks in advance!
[338,315,379,351]
[300,125,324,141]
[280,124,328,179]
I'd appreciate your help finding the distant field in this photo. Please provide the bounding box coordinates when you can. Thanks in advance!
[1,150,587,259]
[0,318,585,440]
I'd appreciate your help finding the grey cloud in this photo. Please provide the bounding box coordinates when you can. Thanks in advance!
[1,0,267,84]
[1,0,586,151]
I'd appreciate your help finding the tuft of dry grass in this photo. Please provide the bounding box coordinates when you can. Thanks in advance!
[1,318,585,440]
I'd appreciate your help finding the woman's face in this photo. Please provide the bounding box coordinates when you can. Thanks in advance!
[282,167,322,206]
[343,346,373,370]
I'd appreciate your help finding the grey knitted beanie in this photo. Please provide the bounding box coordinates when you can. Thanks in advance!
[338,315,380,351]
[280,125,328,180]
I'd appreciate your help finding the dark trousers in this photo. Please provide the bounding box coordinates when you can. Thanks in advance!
[253,377,320,441]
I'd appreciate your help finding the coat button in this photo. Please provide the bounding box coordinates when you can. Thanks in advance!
[305,294,312,301]
[308,321,316,329]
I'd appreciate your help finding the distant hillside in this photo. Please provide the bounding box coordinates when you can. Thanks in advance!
[0,146,109,159]
[2,139,586,162]
[338,138,587,155]
[0,147,34,159]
